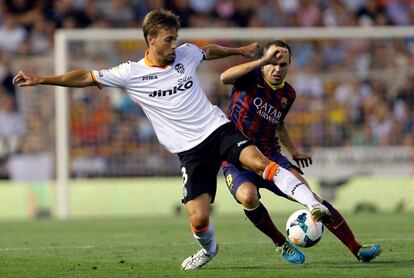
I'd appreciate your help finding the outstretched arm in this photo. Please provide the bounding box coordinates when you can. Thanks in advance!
[201,42,259,61]
[277,121,312,168]
[12,70,96,88]
[220,45,287,84]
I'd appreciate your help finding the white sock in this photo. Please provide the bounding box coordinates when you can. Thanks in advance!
[264,165,320,209]
[193,222,217,256]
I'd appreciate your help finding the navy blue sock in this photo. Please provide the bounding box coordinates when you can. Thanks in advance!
[322,200,361,256]
[244,203,286,246]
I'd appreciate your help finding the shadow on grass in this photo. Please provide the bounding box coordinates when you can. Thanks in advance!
[211,265,275,270]
[311,259,414,268]
[211,259,414,270]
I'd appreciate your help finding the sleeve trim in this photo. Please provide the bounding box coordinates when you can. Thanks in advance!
[90,71,103,89]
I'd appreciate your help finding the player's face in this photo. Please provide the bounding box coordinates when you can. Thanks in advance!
[148,27,178,65]
[262,47,290,85]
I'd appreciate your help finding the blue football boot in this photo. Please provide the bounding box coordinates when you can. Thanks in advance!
[276,241,305,264]
[357,244,382,262]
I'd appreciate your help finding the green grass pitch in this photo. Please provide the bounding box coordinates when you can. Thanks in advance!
[0,212,413,277]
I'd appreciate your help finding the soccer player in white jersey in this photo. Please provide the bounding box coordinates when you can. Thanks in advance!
[13,10,330,270]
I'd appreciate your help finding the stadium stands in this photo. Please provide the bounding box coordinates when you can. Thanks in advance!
[0,0,413,177]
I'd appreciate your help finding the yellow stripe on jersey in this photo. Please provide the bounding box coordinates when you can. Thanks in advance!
[264,79,285,91]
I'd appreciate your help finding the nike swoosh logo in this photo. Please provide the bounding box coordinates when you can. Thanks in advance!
[333,220,345,229]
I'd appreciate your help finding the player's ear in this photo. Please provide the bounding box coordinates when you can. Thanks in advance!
[147,34,156,46]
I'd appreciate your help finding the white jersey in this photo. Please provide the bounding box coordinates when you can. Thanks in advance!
[91,43,229,153]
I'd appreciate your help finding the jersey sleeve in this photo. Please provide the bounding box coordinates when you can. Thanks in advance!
[286,85,296,113]
[182,43,206,64]
[91,61,131,89]
[233,68,259,92]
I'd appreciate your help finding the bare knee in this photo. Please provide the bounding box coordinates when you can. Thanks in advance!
[188,210,210,230]
[236,183,260,210]
[186,193,212,230]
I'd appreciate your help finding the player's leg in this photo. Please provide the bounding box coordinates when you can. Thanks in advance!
[288,167,361,254]
[238,145,329,220]
[178,144,220,270]
[181,195,219,270]
[224,166,286,246]
[233,182,286,247]
[223,165,305,264]
[237,184,306,264]
[185,193,217,255]
[321,199,382,261]
[288,167,382,262]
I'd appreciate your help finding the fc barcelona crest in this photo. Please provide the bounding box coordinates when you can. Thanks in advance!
[281,97,288,109]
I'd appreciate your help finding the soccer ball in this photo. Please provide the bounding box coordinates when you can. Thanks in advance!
[286,209,324,248]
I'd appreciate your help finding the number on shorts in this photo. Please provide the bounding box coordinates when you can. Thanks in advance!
[226,174,233,189]
[181,167,188,185]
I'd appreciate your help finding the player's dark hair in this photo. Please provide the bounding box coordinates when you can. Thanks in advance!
[143,10,181,45]
[263,40,291,62]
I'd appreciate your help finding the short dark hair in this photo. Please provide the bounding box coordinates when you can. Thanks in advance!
[142,10,181,45]
[263,40,291,62]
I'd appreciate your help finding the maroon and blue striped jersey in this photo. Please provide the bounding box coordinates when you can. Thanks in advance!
[227,68,296,158]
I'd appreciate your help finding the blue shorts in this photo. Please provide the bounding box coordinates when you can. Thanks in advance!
[222,153,303,202]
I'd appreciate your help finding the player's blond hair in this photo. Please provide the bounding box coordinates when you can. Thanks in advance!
[142,10,181,45]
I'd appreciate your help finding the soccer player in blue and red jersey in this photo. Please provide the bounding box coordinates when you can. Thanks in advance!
[221,40,382,264]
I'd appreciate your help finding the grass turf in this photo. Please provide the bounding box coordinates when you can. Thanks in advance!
[0,212,413,277]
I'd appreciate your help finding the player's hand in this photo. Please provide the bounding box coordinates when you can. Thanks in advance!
[12,71,41,87]
[238,42,259,58]
[262,46,288,65]
[292,152,312,168]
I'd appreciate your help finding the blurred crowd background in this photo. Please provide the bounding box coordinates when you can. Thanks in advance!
[0,0,414,178]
